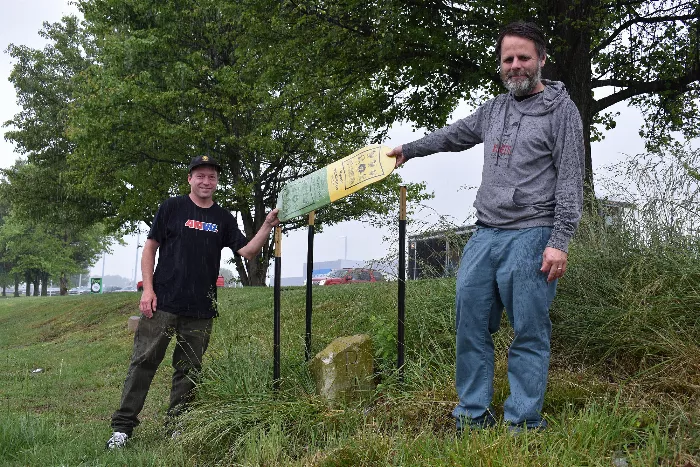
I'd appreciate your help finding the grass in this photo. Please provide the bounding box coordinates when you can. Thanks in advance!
[1,220,699,465]
[0,293,188,465]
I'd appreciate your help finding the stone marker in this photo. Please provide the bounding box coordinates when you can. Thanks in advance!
[127,315,140,333]
[310,334,375,403]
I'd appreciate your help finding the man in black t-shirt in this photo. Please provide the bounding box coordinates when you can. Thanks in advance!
[106,155,279,449]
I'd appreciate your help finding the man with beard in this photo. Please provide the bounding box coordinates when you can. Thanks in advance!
[387,22,584,432]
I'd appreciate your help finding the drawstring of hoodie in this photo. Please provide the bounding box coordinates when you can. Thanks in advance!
[495,97,523,167]
[496,99,509,166]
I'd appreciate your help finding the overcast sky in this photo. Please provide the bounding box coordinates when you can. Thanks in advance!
[2,1,679,285]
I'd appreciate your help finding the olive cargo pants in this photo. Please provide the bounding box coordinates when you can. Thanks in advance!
[110,310,212,435]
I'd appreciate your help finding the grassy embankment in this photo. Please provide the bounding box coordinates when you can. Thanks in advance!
[1,220,699,466]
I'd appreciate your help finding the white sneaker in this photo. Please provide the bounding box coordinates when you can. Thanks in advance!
[106,431,129,449]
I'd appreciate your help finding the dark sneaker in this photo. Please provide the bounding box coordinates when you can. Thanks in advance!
[456,412,497,435]
[164,416,184,440]
[106,431,129,449]
[507,420,547,435]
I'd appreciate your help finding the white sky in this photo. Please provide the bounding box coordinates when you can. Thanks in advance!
[1,1,677,284]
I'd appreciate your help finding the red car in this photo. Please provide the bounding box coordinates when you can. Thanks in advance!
[317,268,385,285]
[137,275,225,291]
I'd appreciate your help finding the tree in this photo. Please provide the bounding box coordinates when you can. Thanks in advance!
[268,0,700,200]
[66,0,430,286]
[218,267,236,287]
[0,214,53,296]
[0,208,107,296]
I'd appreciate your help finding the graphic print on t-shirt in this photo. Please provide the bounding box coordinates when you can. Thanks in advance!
[184,219,219,233]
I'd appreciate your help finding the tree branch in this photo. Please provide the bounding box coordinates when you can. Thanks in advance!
[286,1,373,37]
[592,12,700,56]
[592,64,700,113]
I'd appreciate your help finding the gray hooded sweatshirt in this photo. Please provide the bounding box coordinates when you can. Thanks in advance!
[403,80,584,253]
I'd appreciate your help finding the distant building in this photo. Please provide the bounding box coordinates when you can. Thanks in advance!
[407,225,476,280]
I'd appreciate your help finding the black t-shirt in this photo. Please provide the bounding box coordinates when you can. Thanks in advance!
[148,195,248,318]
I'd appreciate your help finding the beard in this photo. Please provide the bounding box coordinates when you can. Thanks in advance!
[501,62,542,96]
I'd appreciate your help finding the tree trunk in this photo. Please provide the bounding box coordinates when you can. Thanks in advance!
[235,203,275,286]
[25,272,31,296]
[543,1,598,206]
[33,277,40,296]
[40,272,49,296]
[234,255,270,286]
[14,274,19,297]
[248,256,269,286]
[233,257,249,286]
[60,272,69,296]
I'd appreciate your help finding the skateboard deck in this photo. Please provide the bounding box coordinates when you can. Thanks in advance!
[276,144,394,222]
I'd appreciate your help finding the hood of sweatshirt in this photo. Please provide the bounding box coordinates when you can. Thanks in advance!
[512,79,570,116]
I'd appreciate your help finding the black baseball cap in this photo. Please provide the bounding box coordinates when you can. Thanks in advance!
[188,155,222,173]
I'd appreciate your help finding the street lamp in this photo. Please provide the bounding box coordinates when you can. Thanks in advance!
[339,236,347,260]
[133,232,142,289]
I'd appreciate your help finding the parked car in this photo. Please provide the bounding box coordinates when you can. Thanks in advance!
[309,271,333,286]
[317,268,385,285]
[137,275,226,291]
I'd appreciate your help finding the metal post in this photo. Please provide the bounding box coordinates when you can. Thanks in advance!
[398,186,407,381]
[305,212,315,361]
[273,226,282,391]
[101,251,106,293]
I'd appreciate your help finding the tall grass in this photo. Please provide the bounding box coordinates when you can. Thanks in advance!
[178,256,698,465]
[553,148,700,399]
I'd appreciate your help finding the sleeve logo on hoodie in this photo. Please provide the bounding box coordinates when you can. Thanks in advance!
[184,219,219,233]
